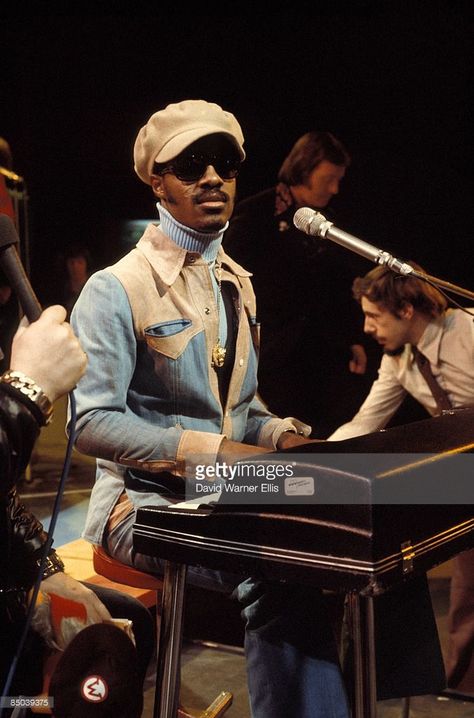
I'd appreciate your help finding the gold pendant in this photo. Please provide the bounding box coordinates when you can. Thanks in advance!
[212,342,227,368]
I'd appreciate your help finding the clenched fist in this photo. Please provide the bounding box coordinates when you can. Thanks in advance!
[10,305,87,403]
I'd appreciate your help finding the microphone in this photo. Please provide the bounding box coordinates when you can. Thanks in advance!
[293,207,415,276]
[0,215,42,322]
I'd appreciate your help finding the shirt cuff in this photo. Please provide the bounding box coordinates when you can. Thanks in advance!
[258,416,312,450]
[175,429,226,479]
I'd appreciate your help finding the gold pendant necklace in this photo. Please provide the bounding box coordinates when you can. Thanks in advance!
[212,342,227,368]
[211,262,226,368]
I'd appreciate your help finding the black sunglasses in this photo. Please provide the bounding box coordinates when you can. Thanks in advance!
[156,152,241,182]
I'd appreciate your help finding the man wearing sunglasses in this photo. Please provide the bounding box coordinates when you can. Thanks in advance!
[70,100,350,718]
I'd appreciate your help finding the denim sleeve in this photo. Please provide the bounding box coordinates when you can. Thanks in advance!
[70,271,183,468]
[243,393,276,445]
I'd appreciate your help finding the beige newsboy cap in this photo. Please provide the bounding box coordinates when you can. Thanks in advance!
[133,99,246,185]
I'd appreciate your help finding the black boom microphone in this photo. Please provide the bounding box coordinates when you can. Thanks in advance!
[0,214,42,322]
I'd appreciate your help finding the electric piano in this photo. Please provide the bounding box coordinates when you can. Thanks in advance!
[133,408,474,718]
[134,408,474,595]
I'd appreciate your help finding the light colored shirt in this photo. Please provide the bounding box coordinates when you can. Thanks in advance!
[328,308,474,441]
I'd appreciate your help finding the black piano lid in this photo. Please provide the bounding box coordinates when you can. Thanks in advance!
[133,410,474,594]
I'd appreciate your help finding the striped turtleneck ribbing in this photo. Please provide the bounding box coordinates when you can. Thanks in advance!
[157,203,227,263]
[157,203,230,350]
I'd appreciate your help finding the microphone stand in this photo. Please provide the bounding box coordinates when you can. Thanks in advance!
[410,269,474,303]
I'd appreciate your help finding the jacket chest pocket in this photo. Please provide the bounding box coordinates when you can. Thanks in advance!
[144,318,202,360]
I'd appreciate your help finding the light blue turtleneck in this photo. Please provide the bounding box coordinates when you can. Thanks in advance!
[157,203,229,348]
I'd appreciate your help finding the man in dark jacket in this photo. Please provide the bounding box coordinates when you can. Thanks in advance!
[0,306,153,707]
[224,130,377,437]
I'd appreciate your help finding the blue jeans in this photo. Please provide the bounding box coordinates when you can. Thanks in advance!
[107,513,350,718]
[237,578,350,718]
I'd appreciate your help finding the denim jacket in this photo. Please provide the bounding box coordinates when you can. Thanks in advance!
[71,223,308,545]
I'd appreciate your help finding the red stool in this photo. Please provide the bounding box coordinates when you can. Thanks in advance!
[92,546,233,718]
[92,543,163,607]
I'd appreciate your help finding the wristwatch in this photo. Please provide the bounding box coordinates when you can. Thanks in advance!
[0,370,54,425]
[37,551,65,580]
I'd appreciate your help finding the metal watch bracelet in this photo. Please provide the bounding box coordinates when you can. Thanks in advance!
[38,551,65,580]
[0,370,54,425]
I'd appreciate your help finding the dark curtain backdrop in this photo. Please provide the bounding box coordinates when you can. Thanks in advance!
[1,4,472,305]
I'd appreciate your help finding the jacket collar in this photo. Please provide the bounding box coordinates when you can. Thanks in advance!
[136,223,252,286]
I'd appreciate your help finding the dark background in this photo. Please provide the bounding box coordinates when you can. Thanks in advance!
[1,4,472,305]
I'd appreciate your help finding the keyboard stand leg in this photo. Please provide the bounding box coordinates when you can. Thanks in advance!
[154,561,187,718]
[347,592,377,718]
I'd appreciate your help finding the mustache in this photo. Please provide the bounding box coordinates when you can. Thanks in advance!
[194,190,229,204]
